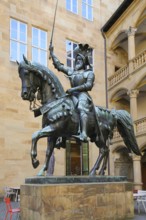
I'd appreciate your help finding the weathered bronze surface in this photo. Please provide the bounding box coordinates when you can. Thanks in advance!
[17,48,141,176]
[25,176,127,184]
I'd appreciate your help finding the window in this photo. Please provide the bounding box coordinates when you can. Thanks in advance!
[32,27,47,66]
[10,19,27,62]
[88,47,93,68]
[82,0,93,21]
[66,40,78,68]
[66,0,78,14]
[66,40,93,69]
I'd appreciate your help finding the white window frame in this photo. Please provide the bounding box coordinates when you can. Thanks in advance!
[32,27,47,66]
[10,18,27,62]
[66,40,78,68]
[66,0,78,14]
[89,48,94,70]
[66,40,94,70]
[82,0,93,21]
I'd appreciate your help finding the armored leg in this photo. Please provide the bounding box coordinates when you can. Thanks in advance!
[73,111,88,142]
[80,111,88,142]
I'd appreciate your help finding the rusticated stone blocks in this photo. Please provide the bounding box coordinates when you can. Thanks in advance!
[20,177,134,220]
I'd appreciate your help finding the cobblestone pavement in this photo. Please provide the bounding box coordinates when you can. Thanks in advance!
[0,200,145,220]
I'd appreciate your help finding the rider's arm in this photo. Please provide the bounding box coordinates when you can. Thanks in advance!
[50,47,72,75]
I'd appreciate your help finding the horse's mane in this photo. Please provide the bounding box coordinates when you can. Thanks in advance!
[19,61,65,97]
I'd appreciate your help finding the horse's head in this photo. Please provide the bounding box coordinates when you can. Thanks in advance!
[17,55,65,106]
[18,55,41,102]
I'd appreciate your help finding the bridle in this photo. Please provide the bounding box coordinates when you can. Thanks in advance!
[29,89,41,111]
[21,67,41,111]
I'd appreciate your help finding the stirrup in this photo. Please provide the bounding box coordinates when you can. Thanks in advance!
[72,134,88,143]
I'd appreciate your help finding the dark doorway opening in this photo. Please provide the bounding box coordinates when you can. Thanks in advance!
[66,139,89,176]
[141,151,146,190]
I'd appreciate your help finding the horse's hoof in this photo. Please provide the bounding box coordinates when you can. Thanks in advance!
[32,159,40,169]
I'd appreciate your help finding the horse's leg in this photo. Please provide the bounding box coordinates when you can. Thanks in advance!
[98,146,109,175]
[37,137,56,176]
[89,142,108,176]
[31,125,54,169]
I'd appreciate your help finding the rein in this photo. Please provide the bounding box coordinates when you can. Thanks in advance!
[28,73,42,111]
[29,97,41,111]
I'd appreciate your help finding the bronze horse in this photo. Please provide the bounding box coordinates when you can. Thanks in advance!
[18,56,141,176]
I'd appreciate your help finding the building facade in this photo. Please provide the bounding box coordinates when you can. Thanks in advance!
[0,0,132,195]
[102,0,146,190]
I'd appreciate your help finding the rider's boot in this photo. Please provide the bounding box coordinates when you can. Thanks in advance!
[73,111,88,142]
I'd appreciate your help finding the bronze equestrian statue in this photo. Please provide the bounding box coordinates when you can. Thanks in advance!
[49,44,102,143]
[17,44,141,176]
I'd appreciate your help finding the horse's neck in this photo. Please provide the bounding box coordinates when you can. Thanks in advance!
[40,81,64,104]
[32,63,65,104]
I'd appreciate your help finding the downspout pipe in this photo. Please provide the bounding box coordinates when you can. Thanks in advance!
[101,29,108,109]
[101,28,110,175]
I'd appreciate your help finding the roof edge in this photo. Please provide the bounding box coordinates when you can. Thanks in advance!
[101,0,134,32]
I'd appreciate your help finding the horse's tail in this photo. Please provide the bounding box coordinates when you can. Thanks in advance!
[116,110,141,156]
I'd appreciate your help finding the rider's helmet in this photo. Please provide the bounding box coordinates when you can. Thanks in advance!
[74,44,92,69]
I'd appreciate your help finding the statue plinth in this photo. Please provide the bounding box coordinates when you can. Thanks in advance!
[20,176,134,220]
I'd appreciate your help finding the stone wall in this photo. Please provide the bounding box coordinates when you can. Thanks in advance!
[21,181,134,220]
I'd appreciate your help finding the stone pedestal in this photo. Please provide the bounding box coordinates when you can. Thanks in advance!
[20,176,134,220]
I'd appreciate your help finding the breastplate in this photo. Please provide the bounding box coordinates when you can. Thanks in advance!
[71,72,86,87]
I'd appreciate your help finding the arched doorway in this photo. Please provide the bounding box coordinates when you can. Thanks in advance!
[141,149,146,190]
[114,147,134,181]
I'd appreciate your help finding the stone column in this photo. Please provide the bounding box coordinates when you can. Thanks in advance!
[127,89,139,121]
[132,155,142,190]
[126,26,137,60]
[128,90,141,190]
[126,26,137,73]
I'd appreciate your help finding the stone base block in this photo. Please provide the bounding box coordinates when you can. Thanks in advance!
[20,176,134,220]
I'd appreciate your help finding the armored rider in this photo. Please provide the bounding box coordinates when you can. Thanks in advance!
[49,43,95,142]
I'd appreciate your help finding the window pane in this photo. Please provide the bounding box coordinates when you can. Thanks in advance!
[73,44,78,59]
[10,19,27,62]
[19,43,26,61]
[89,49,93,66]
[10,40,17,61]
[11,19,17,40]
[32,47,39,62]
[67,59,71,67]
[73,43,77,50]
[66,0,71,11]
[72,0,77,13]
[73,60,75,68]
[66,41,79,68]
[40,50,47,66]
[32,28,39,47]
[88,6,93,20]
[20,23,27,42]
[88,0,92,5]
[82,3,86,18]
[40,31,47,49]
[66,41,71,58]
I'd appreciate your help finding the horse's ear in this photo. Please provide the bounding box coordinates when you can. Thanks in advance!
[16,60,19,65]
[23,54,30,65]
